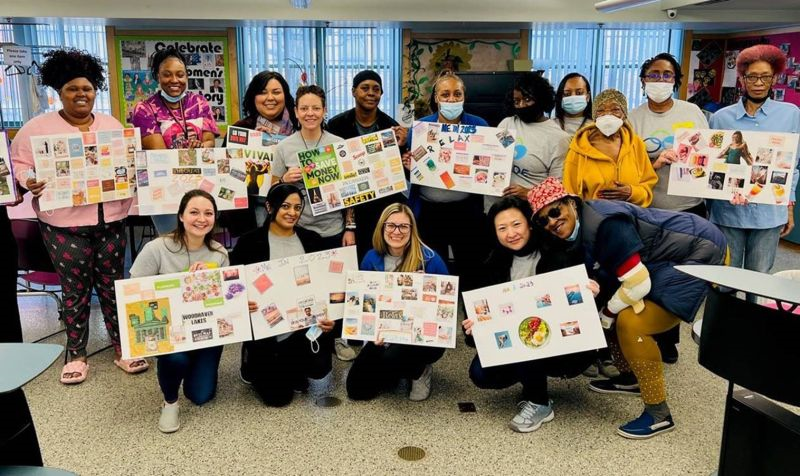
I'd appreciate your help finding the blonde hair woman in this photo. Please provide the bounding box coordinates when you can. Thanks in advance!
[347,203,450,402]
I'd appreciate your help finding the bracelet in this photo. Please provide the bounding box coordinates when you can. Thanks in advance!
[345,224,357,231]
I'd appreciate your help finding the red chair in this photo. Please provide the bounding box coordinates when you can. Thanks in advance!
[12,218,65,342]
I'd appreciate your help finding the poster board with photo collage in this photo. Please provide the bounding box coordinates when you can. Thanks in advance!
[342,270,459,349]
[31,128,141,211]
[135,147,272,215]
[409,121,515,196]
[298,129,407,216]
[115,35,234,128]
[668,128,799,205]
[0,132,19,205]
[463,265,605,368]
[244,247,359,340]
[116,265,250,359]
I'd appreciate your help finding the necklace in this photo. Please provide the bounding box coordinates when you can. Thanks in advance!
[300,130,323,150]
[59,110,94,130]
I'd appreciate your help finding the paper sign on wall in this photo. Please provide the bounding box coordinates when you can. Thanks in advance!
[0,132,20,205]
[297,129,407,216]
[244,247,359,340]
[116,265,251,359]
[463,265,605,367]
[409,121,515,196]
[342,270,459,349]
[668,128,799,205]
[31,128,141,211]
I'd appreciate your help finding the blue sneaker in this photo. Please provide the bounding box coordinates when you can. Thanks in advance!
[617,412,675,439]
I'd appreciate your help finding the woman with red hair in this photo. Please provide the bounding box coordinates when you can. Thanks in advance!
[709,44,800,294]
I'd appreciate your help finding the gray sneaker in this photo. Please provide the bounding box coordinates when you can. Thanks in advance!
[409,364,432,401]
[509,401,554,433]
[334,338,357,361]
[158,402,180,433]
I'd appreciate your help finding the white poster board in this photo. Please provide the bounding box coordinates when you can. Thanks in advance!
[409,121,515,196]
[0,132,20,205]
[244,247,358,340]
[668,128,799,205]
[342,270,459,349]
[135,147,272,215]
[298,129,407,216]
[116,265,251,359]
[31,128,141,211]
[462,265,606,368]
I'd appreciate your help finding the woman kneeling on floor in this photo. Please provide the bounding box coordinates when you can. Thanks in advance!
[464,196,599,433]
[528,177,727,439]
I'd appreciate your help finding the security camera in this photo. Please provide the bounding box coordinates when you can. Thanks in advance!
[666,9,677,19]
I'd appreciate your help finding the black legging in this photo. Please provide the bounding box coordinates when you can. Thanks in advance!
[346,342,445,400]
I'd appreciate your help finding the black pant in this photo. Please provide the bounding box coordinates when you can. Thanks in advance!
[354,195,407,264]
[416,196,490,291]
[242,330,333,407]
[469,351,596,405]
[346,342,445,400]
[1,208,21,344]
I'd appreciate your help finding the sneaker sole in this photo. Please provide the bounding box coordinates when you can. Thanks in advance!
[158,424,180,434]
[588,385,640,396]
[509,411,555,433]
[616,424,674,439]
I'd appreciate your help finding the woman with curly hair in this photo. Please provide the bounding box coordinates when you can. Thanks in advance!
[11,48,147,384]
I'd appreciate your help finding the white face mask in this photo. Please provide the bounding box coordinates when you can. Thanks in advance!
[644,82,674,104]
[595,114,624,137]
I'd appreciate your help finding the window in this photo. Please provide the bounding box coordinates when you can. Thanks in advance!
[237,26,401,118]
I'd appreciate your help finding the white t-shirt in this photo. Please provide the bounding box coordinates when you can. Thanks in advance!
[628,99,709,211]
[510,251,541,281]
[553,116,589,136]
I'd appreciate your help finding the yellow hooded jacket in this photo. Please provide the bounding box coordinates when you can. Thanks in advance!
[563,122,657,207]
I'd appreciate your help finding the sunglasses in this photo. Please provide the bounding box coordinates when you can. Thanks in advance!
[535,203,564,227]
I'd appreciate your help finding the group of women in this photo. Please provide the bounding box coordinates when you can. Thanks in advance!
[7,42,798,439]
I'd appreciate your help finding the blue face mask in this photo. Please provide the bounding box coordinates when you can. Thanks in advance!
[566,217,581,242]
[439,101,464,121]
[562,95,588,115]
[160,89,186,104]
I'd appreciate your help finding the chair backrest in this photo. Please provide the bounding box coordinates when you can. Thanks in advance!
[699,287,800,406]
[757,270,800,313]
[10,219,56,273]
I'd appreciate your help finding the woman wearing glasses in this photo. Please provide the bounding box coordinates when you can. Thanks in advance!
[527,177,727,439]
[346,203,449,402]
[563,89,657,207]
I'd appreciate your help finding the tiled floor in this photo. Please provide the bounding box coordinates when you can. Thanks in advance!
[16,241,800,476]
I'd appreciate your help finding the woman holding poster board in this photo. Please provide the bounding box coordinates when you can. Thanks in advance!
[11,49,142,385]
[346,203,449,402]
[528,177,727,439]
[229,184,337,407]
[131,46,220,234]
[463,196,598,433]
[129,190,228,433]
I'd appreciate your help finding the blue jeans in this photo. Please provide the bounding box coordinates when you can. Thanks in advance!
[157,346,224,404]
[717,224,782,301]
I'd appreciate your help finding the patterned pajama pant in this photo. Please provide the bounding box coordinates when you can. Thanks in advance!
[40,219,127,358]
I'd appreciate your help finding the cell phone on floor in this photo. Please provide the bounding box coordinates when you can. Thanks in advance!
[458,402,477,413]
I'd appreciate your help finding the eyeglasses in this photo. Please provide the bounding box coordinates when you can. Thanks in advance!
[298,106,323,113]
[743,74,775,85]
[534,204,564,227]
[384,222,411,234]
[643,72,675,82]
[513,97,534,108]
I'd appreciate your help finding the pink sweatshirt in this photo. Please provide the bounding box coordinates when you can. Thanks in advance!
[11,111,133,227]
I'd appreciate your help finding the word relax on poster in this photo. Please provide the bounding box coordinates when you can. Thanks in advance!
[342,271,459,348]
[135,147,272,215]
[298,129,407,216]
[668,128,799,205]
[409,121,515,196]
[462,265,606,368]
[31,128,141,211]
[0,132,19,205]
[244,247,359,340]
[116,265,251,359]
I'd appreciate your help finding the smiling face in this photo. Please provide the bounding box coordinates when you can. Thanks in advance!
[255,78,286,121]
[179,196,216,242]
[383,211,412,256]
[536,200,577,240]
[272,193,303,232]
[295,92,325,132]
[354,79,382,112]
[60,77,96,119]
[157,57,188,98]
[494,208,531,252]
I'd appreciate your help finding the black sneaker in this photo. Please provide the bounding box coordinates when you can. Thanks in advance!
[589,374,640,395]
[659,342,679,364]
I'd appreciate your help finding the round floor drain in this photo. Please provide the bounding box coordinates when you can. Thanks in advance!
[315,396,341,407]
[397,446,425,461]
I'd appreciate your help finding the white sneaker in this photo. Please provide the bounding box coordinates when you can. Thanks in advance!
[335,338,357,361]
[409,364,432,401]
[509,400,554,433]
[158,402,180,433]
